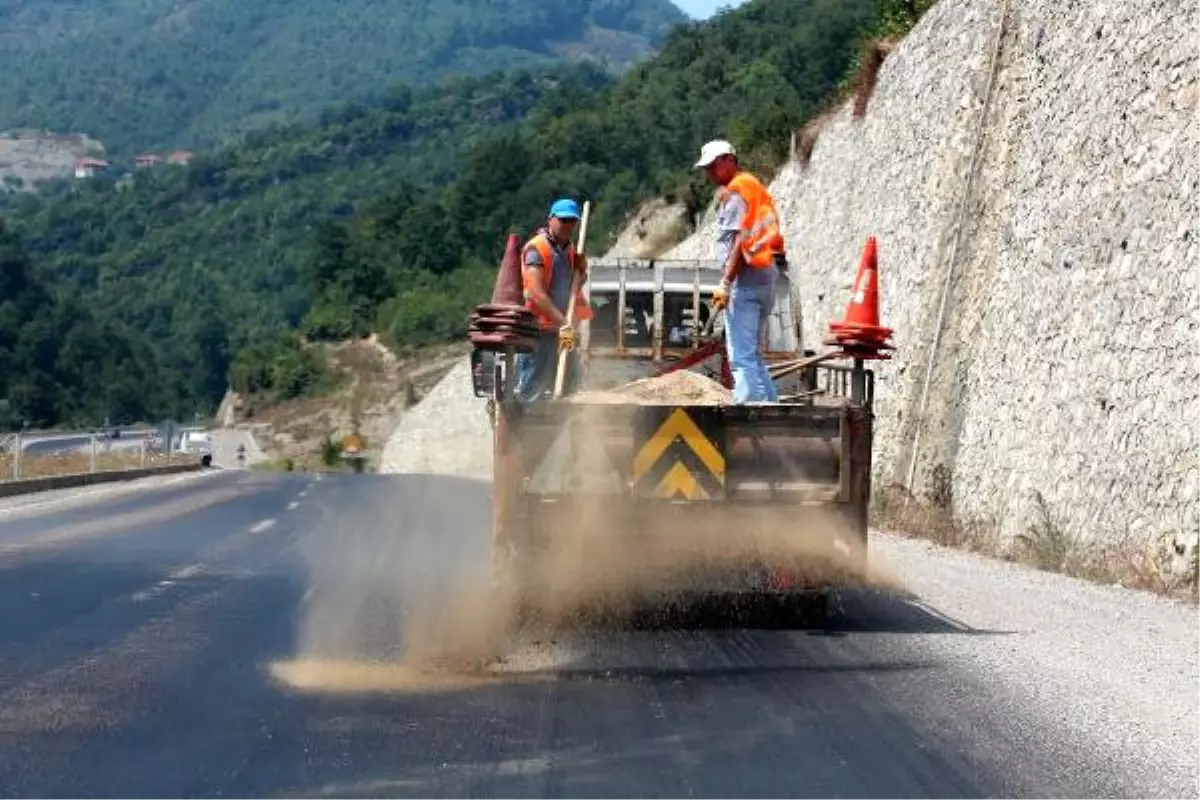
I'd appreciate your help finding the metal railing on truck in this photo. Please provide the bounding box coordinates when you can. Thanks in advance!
[584,257,802,362]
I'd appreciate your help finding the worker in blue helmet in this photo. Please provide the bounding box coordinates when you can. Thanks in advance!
[515,198,592,402]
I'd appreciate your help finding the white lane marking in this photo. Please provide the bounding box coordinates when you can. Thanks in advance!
[132,562,206,602]
[298,489,308,498]
[168,563,204,580]
[287,501,299,511]
[314,475,324,482]
[250,518,277,533]
[132,580,176,603]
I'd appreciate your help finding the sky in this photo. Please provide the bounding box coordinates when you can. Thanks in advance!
[673,0,747,20]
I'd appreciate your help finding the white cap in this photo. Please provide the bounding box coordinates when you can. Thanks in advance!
[694,139,736,168]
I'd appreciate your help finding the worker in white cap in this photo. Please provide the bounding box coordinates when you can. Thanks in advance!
[693,139,787,403]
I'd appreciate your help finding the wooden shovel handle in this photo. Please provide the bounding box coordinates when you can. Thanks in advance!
[553,201,591,398]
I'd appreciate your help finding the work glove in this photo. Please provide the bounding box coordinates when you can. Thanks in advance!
[712,279,731,312]
[558,322,577,351]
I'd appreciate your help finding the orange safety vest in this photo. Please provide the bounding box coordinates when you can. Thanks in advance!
[521,231,593,330]
[726,171,786,269]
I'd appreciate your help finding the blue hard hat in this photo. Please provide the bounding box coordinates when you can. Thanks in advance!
[548,198,580,219]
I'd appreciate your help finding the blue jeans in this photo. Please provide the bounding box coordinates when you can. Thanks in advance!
[514,334,579,403]
[724,270,779,404]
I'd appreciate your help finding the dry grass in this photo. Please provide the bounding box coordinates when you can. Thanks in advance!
[792,36,898,167]
[872,481,998,554]
[872,484,1199,605]
[0,448,177,482]
[849,37,899,118]
[794,109,838,167]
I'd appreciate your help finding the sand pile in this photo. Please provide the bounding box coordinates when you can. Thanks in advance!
[571,369,732,405]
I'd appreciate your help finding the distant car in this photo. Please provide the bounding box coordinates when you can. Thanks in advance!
[175,430,214,468]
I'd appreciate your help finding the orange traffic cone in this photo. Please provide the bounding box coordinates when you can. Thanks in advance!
[490,233,523,306]
[827,236,894,357]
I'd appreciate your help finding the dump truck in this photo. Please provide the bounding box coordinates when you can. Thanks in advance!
[471,256,879,624]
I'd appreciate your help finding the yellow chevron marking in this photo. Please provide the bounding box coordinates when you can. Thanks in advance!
[631,408,725,482]
[654,461,710,500]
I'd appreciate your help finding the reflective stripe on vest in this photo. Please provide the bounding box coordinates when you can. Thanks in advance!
[521,232,593,330]
[727,172,784,268]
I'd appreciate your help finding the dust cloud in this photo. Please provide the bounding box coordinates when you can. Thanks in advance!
[270,388,900,697]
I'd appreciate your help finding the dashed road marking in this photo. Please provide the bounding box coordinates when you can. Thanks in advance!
[132,564,204,602]
[287,501,299,511]
[250,518,277,533]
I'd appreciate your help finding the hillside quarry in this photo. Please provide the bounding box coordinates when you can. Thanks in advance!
[0,131,105,188]
[662,0,1198,553]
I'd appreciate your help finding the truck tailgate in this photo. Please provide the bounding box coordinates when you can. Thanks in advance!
[508,401,865,506]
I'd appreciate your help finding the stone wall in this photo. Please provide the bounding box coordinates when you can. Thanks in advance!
[663,0,1198,547]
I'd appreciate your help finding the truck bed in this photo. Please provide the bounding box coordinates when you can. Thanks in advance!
[491,395,874,600]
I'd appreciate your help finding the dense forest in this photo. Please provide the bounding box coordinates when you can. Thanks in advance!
[1,0,937,431]
[0,219,184,429]
[0,0,685,155]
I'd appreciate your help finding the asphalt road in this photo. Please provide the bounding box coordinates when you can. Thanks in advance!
[0,470,1190,798]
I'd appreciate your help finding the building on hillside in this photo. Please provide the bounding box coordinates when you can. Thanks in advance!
[166,150,193,165]
[74,157,110,179]
[135,153,163,168]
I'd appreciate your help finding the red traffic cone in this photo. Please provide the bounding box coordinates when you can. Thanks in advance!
[490,233,524,306]
[827,236,894,357]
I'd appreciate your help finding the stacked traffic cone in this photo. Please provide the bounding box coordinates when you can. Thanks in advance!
[468,304,540,353]
[826,236,895,360]
[470,233,539,353]
[490,233,523,306]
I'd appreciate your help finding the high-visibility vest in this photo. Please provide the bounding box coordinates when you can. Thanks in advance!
[521,231,593,330]
[726,171,786,269]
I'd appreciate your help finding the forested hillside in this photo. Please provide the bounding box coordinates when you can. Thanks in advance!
[2,0,913,430]
[0,220,179,429]
[0,0,685,155]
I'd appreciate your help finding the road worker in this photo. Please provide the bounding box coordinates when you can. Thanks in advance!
[694,139,787,403]
[514,198,592,403]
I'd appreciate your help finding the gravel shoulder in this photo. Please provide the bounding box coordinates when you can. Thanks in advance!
[869,531,1199,798]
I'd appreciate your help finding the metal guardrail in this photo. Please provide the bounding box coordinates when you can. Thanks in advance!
[0,430,206,482]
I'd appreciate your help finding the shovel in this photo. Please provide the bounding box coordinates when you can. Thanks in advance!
[553,200,592,399]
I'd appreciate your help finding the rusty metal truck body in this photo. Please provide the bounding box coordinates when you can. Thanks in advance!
[473,258,876,618]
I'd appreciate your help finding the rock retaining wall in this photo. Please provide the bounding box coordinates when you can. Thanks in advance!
[664,0,1199,547]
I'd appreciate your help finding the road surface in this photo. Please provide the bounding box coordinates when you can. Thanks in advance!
[0,470,1193,798]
